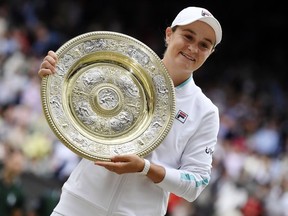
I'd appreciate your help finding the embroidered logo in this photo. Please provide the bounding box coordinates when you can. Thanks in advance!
[201,10,212,17]
[205,147,214,155]
[175,110,188,123]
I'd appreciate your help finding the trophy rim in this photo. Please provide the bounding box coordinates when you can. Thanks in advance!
[41,31,176,161]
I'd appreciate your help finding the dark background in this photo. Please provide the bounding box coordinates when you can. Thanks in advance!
[6,0,288,87]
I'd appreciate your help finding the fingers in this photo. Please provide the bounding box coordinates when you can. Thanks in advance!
[111,154,133,162]
[38,68,55,78]
[95,160,123,174]
[44,54,57,67]
[38,50,58,78]
[94,154,144,174]
[48,50,57,60]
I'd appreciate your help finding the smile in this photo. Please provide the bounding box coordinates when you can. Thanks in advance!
[180,52,195,61]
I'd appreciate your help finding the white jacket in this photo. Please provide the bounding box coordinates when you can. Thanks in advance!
[52,76,219,216]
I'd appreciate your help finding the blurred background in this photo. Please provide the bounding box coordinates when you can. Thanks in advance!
[0,0,287,216]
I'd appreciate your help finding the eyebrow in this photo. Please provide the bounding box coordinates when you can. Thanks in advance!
[181,29,214,46]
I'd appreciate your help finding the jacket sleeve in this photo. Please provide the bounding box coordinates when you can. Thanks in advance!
[156,105,219,202]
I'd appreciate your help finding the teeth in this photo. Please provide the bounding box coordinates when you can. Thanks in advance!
[181,52,194,61]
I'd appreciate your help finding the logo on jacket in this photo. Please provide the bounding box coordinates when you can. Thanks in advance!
[175,110,188,123]
[205,147,214,155]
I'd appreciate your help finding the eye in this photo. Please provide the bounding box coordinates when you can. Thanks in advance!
[199,42,212,51]
[183,33,194,41]
[200,42,208,49]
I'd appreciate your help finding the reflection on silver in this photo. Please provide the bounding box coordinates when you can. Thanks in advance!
[41,31,175,161]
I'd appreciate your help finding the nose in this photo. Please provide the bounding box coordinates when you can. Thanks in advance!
[188,43,198,53]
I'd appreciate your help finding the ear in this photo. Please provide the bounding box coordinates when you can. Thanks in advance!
[165,27,173,45]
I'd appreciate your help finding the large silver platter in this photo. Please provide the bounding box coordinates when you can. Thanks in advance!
[41,31,175,161]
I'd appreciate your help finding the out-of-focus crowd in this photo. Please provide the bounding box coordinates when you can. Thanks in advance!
[0,1,287,216]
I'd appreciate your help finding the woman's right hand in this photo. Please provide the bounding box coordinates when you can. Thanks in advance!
[38,50,58,78]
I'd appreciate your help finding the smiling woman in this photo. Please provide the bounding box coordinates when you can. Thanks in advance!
[38,6,222,216]
[163,7,221,86]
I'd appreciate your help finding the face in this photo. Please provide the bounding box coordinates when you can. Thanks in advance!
[162,21,216,85]
[5,150,25,177]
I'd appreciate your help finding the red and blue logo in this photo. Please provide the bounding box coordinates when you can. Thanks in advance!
[175,110,188,123]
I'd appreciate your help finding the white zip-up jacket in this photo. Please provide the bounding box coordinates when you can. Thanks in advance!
[52,76,219,216]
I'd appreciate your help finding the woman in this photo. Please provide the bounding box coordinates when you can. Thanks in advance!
[38,6,222,216]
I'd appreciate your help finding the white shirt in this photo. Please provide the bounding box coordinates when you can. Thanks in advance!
[52,76,219,216]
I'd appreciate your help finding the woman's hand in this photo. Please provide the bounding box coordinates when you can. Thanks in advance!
[95,154,145,175]
[95,154,166,183]
[38,50,58,78]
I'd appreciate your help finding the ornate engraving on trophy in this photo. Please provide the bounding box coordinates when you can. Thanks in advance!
[42,31,175,161]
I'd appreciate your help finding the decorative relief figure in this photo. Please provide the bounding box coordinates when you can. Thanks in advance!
[110,111,134,132]
[98,88,119,110]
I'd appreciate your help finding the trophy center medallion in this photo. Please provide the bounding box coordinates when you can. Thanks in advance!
[97,87,119,110]
[90,83,122,116]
